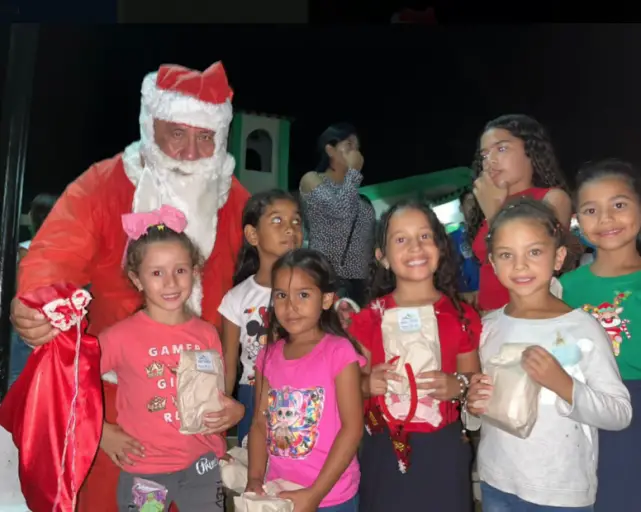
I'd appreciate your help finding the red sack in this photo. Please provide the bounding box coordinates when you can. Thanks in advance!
[0,283,103,512]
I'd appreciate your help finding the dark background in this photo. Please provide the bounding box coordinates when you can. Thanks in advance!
[7,23,641,207]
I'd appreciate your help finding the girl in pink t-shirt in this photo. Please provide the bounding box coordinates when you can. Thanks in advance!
[99,206,245,512]
[246,248,366,512]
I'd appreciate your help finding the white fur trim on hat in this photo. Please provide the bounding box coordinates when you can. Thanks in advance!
[141,72,233,134]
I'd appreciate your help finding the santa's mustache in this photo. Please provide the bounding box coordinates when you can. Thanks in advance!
[143,141,221,180]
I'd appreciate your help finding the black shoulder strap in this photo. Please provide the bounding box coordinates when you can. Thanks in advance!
[340,212,359,266]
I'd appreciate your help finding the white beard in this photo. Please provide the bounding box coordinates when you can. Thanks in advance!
[122,140,236,316]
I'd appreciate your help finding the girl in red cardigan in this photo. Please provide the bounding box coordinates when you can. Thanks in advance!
[469,114,572,312]
[349,199,481,512]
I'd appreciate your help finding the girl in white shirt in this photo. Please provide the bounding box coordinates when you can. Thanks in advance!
[466,197,631,511]
[218,189,303,446]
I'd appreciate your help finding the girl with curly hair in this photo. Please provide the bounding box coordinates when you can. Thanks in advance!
[469,114,572,312]
[348,199,481,511]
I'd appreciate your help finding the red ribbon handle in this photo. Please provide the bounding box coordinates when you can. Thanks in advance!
[377,356,419,430]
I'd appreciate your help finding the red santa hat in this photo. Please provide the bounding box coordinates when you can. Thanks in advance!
[140,62,234,135]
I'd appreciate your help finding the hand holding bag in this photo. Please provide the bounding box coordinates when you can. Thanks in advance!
[220,447,249,494]
[379,306,442,426]
[482,343,541,438]
[176,350,225,434]
[233,480,304,512]
[0,284,103,511]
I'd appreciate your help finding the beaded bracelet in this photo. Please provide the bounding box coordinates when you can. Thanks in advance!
[452,372,470,403]
[454,373,472,439]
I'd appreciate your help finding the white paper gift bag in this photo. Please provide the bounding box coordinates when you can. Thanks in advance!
[234,493,294,512]
[380,306,442,425]
[233,480,303,512]
[220,447,249,494]
[482,343,541,438]
[176,350,225,434]
[263,479,304,495]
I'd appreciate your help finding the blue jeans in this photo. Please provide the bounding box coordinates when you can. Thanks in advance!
[594,380,641,511]
[237,384,255,446]
[319,495,358,511]
[481,483,593,511]
[9,328,31,387]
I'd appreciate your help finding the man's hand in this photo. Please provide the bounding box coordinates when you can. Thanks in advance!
[10,296,57,346]
[100,423,145,469]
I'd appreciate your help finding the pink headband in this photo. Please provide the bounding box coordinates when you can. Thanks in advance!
[121,205,188,241]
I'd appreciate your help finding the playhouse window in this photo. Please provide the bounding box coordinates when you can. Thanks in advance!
[245,129,273,173]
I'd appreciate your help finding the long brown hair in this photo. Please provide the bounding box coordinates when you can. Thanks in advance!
[365,198,469,327]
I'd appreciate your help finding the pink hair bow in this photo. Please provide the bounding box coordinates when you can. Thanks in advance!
[121,205,188,240]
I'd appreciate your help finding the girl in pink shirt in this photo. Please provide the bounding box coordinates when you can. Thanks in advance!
[246,248,366,512]
[99,206,245,512]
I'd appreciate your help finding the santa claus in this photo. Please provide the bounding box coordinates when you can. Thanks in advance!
[10,62,250,511]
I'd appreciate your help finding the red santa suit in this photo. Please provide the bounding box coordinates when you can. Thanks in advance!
[17,62,250,512]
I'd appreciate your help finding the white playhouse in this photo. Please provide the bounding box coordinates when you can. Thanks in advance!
[228,110,291,194]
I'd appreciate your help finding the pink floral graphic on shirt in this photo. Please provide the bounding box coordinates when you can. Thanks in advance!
[266,386,325,459]
[583,291,631,356]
